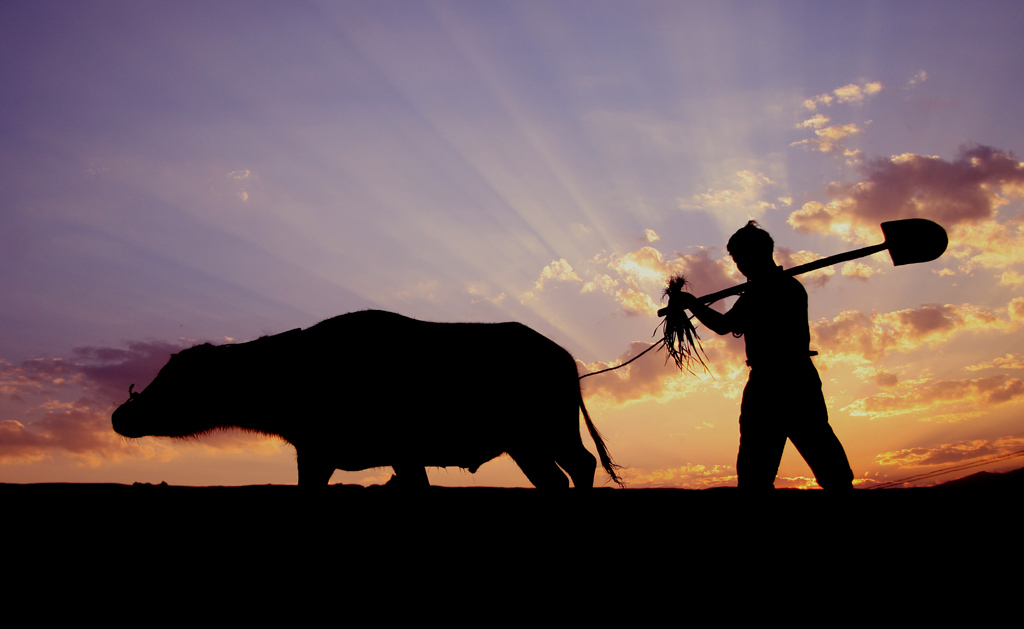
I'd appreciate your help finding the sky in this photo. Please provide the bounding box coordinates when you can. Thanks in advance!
[3,0,1024,488]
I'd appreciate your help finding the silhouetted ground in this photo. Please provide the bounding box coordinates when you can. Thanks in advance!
[6,470,1018,612]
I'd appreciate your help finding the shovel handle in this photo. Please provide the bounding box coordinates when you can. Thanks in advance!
[656,242,889,315]
[656,218,947,315]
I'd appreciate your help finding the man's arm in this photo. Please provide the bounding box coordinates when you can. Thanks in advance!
[671,292,734,336]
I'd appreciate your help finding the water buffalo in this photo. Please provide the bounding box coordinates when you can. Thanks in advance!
[112,310,621,488]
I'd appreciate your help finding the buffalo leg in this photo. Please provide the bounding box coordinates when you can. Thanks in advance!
[297,449,334,486]
[512,453,570,489]
[390,464,430,488]
[555,446,596,489]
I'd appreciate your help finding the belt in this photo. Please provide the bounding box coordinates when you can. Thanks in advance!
[746,350,818,368]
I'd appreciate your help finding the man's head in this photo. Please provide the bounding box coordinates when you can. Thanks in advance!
[727,221,775,278]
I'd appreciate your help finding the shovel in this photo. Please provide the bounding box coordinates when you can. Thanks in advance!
[657,218,948,313]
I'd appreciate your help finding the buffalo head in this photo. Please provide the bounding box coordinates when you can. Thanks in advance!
[111,344,223,439]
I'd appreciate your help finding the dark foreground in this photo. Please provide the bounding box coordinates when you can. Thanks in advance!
[6,478,1017,555]
[5,478,1017,615]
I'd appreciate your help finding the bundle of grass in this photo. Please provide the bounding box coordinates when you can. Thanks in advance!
[659,274,710,375]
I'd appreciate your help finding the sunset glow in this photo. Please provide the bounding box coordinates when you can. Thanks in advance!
[3,1,1024,488]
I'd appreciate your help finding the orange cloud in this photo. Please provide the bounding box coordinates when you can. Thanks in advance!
[600,245,738,315]
[791,123,866,154]
[803,81,883,110]
[533,258,582,289]
[789,146,1024,241]
[624,463,736,489]
[906,70,928,87]
[841,260,879,280]
[948,215,1024,272]
[580,334,746,407]
[846,374,1024,418]
[0,340,275,465]
[875,435,1024,469]
[775,247,837,288]
[812,302,1014,366]
[684,170,780,217]
[579,342,680,405]
[966,354,1024,371]
[796,113,830,129]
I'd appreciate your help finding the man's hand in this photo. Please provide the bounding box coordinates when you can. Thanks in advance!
[658,291,698,317]
[672,292,699,310]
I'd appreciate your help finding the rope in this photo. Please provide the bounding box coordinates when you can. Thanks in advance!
[579,341,663,380]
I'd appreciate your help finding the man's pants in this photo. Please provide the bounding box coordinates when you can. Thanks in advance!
[737,361,854,490]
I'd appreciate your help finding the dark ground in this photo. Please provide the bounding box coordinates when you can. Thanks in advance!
[6,469,1018,614]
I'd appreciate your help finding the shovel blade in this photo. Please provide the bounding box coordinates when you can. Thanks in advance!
[881,218,948,266]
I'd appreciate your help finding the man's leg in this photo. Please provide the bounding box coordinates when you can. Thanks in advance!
[737,374,787,490]
[788,378,854,490]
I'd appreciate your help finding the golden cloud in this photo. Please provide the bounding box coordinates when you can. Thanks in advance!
[599,245,740,316]
[845,374,1024,418]
[686,170,775,213]
[948,216,1024,272]
[614,288,659,315]
[803,81,883,110]
[796,113,830,129]
[792,123,866,154]
[841,260,879,280]
[965,353,1024,371]
[580,273,618,295]
[533,258,582,290]
[906,70,928,87]
[875,435,1024,469]
[580,335,746,408]
[790,146,1024,243]
[774,247,837,288]
[812,302,1014,366]
[624,463,736,489]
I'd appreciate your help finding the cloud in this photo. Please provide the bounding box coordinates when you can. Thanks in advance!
[812,302,1015,366]
[845,373,1024,418]
[580,273,618,295]
[948,215,1024,272]
[841,260,879,280]
[835,82,883,104]
[522,258,584,301]
[965,353,1024,371]
[624,463,735,489]
[906,70,928,87]
[608,247,674,288]
[533,258,582,290]
[466,283,506,305]
[796,114,830,129]
[999,271,1024,286]
[852,365,900,387]
[789,146,1024,242]
[875,435,1024,469]
[72,341,187,403]
[579,342,681,405]
[1011,297,1024,323]
[613,288,659,315]
[803,81,883,110]
[523,236,741,318]
[602,246,738,316]
[0,340,282,465]
[791,123,866,154]
[580,335,746,407]
[684,170,779,215]
[774,247,837,288]
[0,402,159,465]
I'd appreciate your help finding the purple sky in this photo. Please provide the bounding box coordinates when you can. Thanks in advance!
[3,1,1024,487]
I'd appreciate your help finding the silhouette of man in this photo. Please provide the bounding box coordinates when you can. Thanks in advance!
[674,221,854,490]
